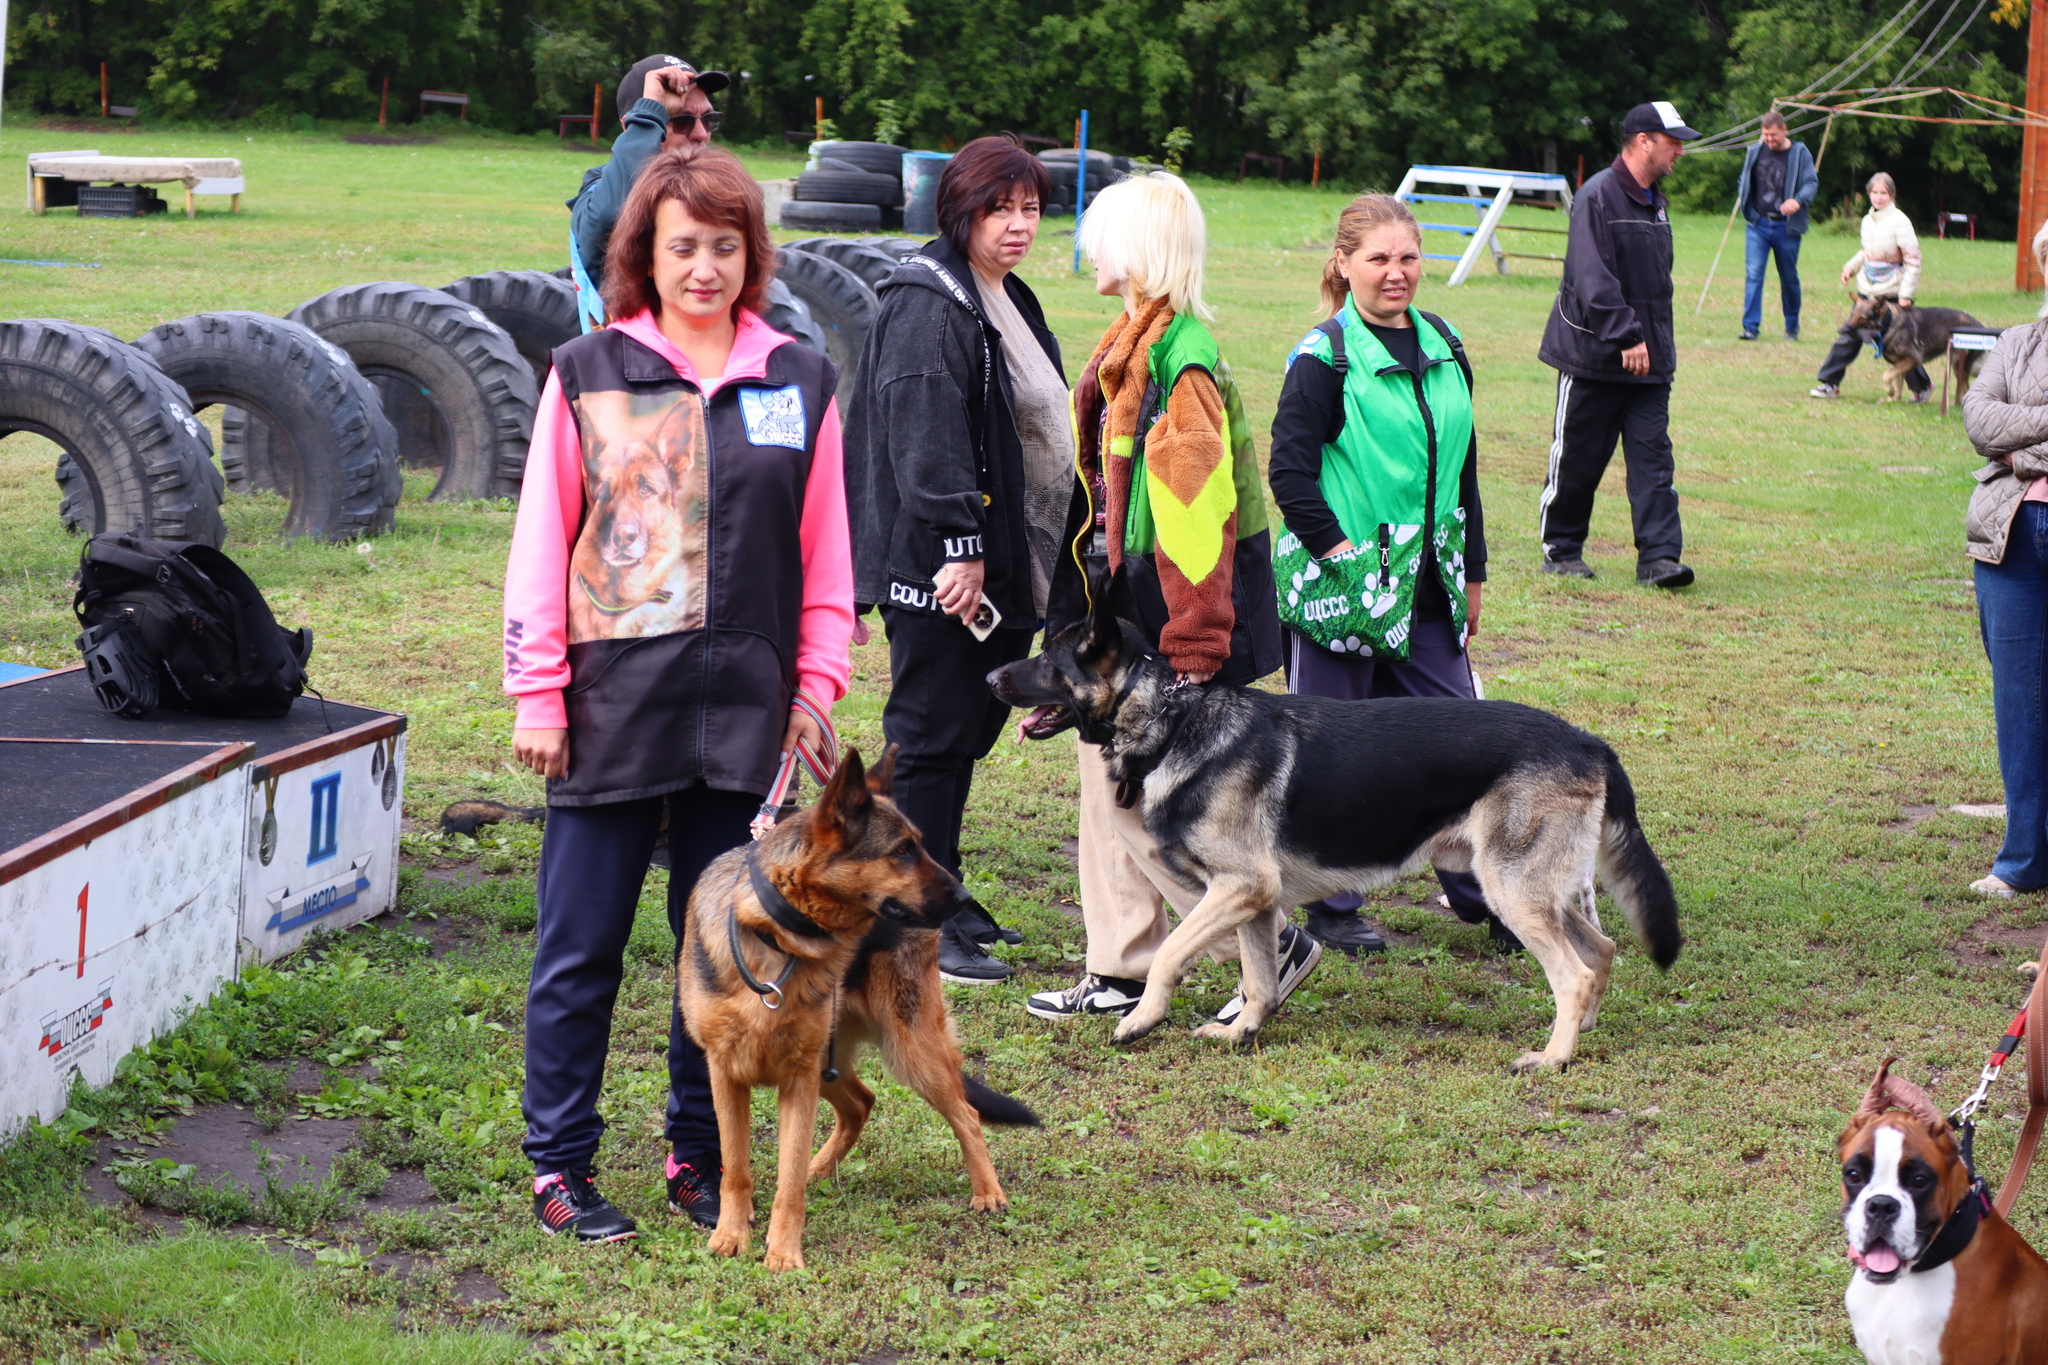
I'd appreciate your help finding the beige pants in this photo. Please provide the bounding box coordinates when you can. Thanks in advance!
[1077,741,1236,980]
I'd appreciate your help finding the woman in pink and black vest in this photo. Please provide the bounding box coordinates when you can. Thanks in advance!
[502,149,853,1243]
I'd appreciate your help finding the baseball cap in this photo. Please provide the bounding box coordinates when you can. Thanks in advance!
[1619,101,1701,141]
[618,55,731,120]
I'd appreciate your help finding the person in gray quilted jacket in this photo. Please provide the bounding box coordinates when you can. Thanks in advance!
[1960,218,2048,898]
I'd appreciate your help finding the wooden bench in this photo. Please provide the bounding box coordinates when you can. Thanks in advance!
[557,114,596,141]
[419,90,469,121]
[1239,152,1286,182]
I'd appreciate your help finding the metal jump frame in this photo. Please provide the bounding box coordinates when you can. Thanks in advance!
[1393,165,1575,287]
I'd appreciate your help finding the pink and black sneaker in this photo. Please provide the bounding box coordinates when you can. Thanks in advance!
[665,1153,721,1228]
[533,1170,637,1242]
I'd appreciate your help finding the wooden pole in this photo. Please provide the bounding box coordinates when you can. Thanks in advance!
[591,81,602,145]
[1815,111,1837,170]
[378,76,389,130]
[2020,0,2048,291]
[100,62,107,118]
[1312,148,1321,188]
[815,96,824,140]
[1575,154,1584,190]
[1695,198,1744,316]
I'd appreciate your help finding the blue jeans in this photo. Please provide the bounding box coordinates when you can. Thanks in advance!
[1977,501,2048,889]
[1743,218,1802,336]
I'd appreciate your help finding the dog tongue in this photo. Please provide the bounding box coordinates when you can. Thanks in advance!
[1863,1244,1901,1275]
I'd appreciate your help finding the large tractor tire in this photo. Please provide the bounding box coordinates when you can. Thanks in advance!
[761,277,831,357]
[289,282,537,501]
[0,319,225,546]
[812,141,910,179]
[441,270,580,390]
[782,237,906,290]
[796,169,901,208]
[779,200,883,233]
[772,249,878,403]
[134,312,400,541]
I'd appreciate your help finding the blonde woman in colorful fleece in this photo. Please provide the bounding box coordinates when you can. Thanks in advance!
[1023,171,1288,1024]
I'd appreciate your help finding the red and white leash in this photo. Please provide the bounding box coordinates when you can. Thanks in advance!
[751,691,838,840]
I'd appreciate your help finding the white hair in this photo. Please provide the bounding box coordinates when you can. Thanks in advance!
[2035,216,2048,320]
[1076,171,1212,320]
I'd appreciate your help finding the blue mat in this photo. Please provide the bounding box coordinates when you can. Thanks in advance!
[0,662,47,684]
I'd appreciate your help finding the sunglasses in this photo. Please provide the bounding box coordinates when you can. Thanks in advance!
[669,111,724,135]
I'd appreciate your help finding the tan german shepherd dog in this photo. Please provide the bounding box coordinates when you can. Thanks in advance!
[677,746,1038,1271]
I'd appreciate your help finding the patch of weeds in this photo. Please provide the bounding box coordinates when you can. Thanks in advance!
[556,1309,725,1364]
[251,1146,357,1234]
[1240,1211,1310,1248]
[1243,1082,1331,1130]
[354,1119,428,1169]
[330,1149,389,1199]
[1183,1128,1243,1177]
[103,1154,253,1227]
[1142,1265,1238,1308]
[361,1209,449,1251]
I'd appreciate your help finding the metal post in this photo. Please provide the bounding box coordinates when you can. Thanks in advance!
[2021,0,2048,291]
[1073,109,1089,275]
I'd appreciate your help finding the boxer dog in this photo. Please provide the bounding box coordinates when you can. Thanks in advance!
[1839,1059,2048,1365]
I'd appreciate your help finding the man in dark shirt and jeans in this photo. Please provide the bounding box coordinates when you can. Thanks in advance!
[1537,101,1698,589]
[1735,112,1819,341]
[566,55,729,329]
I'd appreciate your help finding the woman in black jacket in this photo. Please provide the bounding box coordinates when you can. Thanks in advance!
[843,137,1073,983]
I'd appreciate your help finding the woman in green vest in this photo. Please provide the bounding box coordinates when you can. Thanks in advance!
[1267,192,1515,955]
[1023,170,1292,1025]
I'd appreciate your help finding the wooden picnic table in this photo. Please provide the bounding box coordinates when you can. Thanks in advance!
[26,152,244,218]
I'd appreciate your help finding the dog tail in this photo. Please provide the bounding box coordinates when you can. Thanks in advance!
[961,1073,1040,1127]
[1595,749,1682,969]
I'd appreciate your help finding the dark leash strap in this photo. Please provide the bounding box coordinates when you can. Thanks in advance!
[733,849,844,1080]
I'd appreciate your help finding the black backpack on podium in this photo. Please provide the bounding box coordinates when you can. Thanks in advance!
[73,534,312,719]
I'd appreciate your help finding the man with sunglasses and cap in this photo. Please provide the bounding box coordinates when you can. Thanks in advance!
[567,55,730,330]
[1537,100,1699,589]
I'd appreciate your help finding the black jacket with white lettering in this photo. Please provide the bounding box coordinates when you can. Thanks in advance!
[843,235,1064,624]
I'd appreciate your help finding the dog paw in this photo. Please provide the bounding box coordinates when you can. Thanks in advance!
[764,1246,806,1273]
[969,1191,1008,1213]
[1510,1050,1569,1074]
[1191,1021,1258,1049]
[707,1227,749,1259]
[1111,1013,1162,1045]
[806,1157,839,1182]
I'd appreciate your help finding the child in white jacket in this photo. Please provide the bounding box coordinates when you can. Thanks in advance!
[1812,172,1926,399]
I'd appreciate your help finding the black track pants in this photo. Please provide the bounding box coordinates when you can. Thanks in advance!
[521,783,757,1175]
[879,607,1032,878]
[1537,374,1683,567]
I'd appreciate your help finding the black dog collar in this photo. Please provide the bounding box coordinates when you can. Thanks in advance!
[747,849,830,940]
[1911,1178,1987,1275]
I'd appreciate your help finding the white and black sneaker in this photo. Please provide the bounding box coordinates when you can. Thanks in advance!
[1025,973,1146,1020]
[1213,923,1324,1027]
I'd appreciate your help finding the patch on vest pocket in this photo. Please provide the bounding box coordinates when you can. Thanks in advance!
[739,385,807,449]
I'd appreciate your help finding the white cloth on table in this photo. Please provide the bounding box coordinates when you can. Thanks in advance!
[27,155,242,190]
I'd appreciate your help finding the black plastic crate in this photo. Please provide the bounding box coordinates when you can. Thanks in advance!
[78,184,168,218]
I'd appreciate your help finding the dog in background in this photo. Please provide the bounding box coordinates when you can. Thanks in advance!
[678,746,1038,1272]
[1845,297,1988,404]
[1838,1059,2048,1364]
[987,567,1682,1072]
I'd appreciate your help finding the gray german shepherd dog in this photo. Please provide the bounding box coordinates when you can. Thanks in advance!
[987,569,1682,1072]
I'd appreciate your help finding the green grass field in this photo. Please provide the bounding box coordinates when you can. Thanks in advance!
[3,122,2047,1363]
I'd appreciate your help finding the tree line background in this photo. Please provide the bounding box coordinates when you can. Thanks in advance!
[2,0,2035,234]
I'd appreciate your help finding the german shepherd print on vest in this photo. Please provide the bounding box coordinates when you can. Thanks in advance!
[568,388,710,641]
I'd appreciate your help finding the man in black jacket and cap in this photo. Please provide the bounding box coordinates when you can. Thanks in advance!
[1537,101,1698,589]
[566,55,730,328]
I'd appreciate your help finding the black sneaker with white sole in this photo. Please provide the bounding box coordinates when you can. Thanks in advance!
[1025,973,1146,1019]
[534,1170,637,1242]
[1214,924,1324,1027]
[938,918,1012,984]
[665,1154,720,1228]
[1302,908,1387,956]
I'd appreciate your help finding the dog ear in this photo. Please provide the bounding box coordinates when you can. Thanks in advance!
[866,744,898,797]
[1856,1057,1950,1131]
[814,746,873,847]
[1085,561,1123,658]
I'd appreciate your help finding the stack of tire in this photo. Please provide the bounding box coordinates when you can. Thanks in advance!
[785,142,910,233]
[1037,150,1148,216]
[774,235,928,403]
